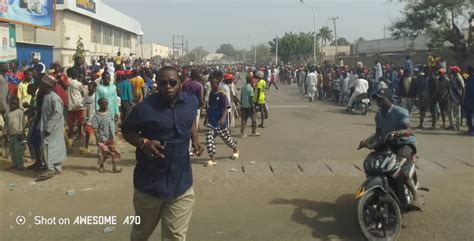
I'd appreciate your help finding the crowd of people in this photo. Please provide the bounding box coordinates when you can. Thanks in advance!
[288,55,474,135]
[0,52,473,240]
[0,53,283,179]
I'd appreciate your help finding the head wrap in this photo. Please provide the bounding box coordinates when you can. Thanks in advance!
[41,75,56,87]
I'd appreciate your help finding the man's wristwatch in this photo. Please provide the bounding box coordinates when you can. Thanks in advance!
[138,138,149,149]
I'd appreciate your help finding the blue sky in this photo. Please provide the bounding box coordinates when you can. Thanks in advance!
[106,0,406,52]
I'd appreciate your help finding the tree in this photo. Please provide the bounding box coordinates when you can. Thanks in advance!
[255,43,272,64]
[390,0,474,66]
[268,32,317,63]
[316,26,334,46]
[316,27,334,63]
[330,37,350,46]
[73,36,86,61]
[216,43,236,58]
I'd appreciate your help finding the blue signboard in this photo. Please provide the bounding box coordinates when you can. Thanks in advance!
[0,0,55,30]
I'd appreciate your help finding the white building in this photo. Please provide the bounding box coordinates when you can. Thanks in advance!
[203,53,225,62]
[321,46,351,57]
[142,43,172,59]
[15,0,143,67]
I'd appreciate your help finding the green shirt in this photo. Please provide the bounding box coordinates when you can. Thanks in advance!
[240,83,254,108]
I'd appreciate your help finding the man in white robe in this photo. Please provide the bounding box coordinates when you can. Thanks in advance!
[306,67,318,102]
[37,75,66,181]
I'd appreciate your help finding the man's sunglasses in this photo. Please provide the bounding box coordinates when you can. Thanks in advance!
[158,79,179,87]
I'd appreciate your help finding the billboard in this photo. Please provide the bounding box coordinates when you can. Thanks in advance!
[0,23,17,63]
[76,0,95,13]
[0,0,55,30]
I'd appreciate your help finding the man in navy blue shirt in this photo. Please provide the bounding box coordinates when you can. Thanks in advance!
[464,66,474,136]
[122,66,204,241]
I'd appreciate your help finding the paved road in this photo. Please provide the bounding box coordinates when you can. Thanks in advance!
[1,85,473,241]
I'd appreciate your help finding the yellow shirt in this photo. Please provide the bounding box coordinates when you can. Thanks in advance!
[130,76,145,100]
[115,56,122,65]
[17,82,31,107]
[253,79,266,104]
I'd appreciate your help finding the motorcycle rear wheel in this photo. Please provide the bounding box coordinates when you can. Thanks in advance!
[357,190,402,241]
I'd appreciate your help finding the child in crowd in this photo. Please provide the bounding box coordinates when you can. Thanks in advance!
[205,78,239,167]
[17,69,33,110]
[4,96,25,170]
[25,83,43,170]
[90,98,121,173]
[81,82,97,154]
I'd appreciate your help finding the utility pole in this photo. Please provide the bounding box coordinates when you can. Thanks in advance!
[185,40,188,63]
[172,35,185,60]
[329,16,339,63]
[300,0,317,64]
[254,41,257,65]
[469,15,473,48]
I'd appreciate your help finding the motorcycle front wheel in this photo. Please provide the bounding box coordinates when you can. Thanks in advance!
[361,104,368,115]
[357,190,402,241]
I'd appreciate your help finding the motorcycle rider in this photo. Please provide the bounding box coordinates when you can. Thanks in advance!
[362,89,423,209]
[346,75,369,111]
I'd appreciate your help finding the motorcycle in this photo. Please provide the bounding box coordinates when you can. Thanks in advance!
[352,93,370,115]
[355,131,422,241]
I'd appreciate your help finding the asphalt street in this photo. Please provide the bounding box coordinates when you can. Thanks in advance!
[1,85,473,241]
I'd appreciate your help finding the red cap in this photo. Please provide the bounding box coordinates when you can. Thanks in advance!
[115,70,125,76]
[223,73,234,80]
[450,66,461,73]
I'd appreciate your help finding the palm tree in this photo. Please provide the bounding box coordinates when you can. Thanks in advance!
[317,26,333,63]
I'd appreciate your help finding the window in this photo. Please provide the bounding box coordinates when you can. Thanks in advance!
[114,29,121,46]
[123,32,131,48]
[91,22,101,43]
[103,25,112,45]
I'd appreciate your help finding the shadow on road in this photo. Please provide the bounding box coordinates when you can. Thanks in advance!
[0,159,42,178]
[270,194,364,241]
[412,129,470,137]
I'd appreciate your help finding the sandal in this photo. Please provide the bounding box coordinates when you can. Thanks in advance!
[204,160,218,167]
[111,167,122,173]
[249,132,260,137]
[231,152,240,160]
[36,170,56,181]
[98,167,106,173]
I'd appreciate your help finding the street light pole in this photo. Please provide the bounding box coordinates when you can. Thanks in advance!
[254,40,257,65]
[266,24,279,66]
[300,0,317,64]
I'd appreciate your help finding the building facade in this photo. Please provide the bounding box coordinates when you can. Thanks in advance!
[142,43,172,59]
[15,0,143,67]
